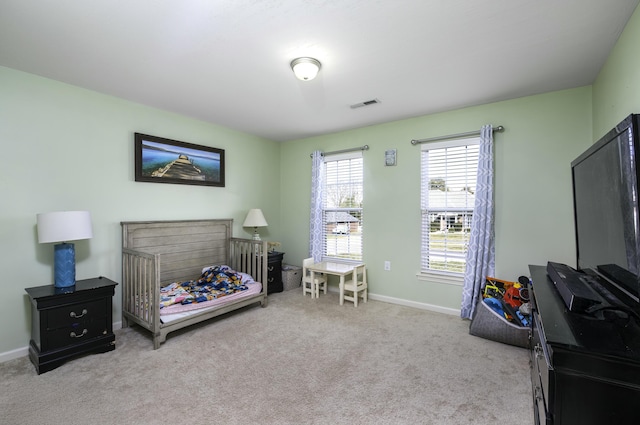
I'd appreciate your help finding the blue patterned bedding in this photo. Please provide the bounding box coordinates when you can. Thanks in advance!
[160,265,249,309]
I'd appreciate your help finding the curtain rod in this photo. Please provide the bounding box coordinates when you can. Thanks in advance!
[410,125,505,145]
[310,145,369,157]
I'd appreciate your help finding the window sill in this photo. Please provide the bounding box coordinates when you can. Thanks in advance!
[416,271,463,286]
[322,257,362,265]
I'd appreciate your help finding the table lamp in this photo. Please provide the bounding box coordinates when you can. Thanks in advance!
[37,211,93,288]
[243,209,268,240]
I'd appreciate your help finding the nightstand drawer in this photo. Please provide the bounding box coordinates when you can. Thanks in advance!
[26,277,118,374]
[46,299,107,329]
[267,251,284,294]
[43,318,110,351]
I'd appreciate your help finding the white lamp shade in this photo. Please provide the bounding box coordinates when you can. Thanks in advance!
[37,211,93,243]
[243,209,268,228]
[291,57,321,81]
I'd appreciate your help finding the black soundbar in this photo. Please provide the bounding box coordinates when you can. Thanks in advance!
[546,261,604,312]
[597,263,640,299]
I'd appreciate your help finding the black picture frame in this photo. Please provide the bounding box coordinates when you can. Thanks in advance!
[134,133,225,187]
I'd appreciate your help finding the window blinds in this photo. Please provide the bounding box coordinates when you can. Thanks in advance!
[322,151,363,261]
[420,138,479,274]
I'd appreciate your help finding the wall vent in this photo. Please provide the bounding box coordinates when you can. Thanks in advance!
[350,98,381,109]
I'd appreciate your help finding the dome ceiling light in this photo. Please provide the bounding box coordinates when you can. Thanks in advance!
[290,57,321,81]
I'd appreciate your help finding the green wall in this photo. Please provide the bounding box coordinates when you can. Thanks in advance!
[0,66,281,355]
[280,87,593,312]
[2,4,639,358]
[592,3,640,137]
[277,3,640,313]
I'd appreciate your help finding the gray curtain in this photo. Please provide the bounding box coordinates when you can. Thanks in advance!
[309,151,324,262]
[460,125,495,319]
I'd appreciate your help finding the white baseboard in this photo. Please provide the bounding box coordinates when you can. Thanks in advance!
[368,293,460,316]
[327,286,460,316]
[0,321,123,364]
[0,346,29,363]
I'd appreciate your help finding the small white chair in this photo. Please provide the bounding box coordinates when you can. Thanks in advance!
[340,265,367,307]
[302,257,327,298]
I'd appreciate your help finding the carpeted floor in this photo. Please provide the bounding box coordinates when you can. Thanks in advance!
[0,289,533,425]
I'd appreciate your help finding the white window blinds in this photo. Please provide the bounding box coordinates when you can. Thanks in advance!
[420,138,479,274]
[322,151,363,261]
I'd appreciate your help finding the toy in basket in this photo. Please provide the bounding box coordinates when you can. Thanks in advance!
[482,276,531,326]
[469,276,532,348]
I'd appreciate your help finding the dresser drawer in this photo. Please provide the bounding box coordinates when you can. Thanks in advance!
[26,277,117,374]
[533,383,550,425]
[532,311,555,424]
[267,251,284,293]
[43,317,110,351]
[46,299,107,330]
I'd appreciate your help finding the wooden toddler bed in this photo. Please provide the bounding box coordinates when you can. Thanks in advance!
[121,219,268,349]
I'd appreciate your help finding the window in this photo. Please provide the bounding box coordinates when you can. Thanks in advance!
[420,137,479,275]
[322,151,363,261]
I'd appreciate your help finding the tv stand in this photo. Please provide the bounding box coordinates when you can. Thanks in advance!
[529,265,640,425]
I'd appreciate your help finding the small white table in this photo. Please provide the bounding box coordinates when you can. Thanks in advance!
[306,261,364,299]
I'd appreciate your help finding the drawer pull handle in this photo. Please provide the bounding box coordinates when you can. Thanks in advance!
[534,344,543,359]
[534,386,544,402]
[70,309,88,318]
[70,329,88,338]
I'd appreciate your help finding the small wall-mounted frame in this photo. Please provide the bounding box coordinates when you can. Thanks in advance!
[385,149,397,166]
[135,133,225,187]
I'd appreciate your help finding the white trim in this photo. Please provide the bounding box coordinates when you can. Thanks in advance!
[368,293,460,316]
[416,271,464,286]
[0,346,28,363]
[320,257,362,265]
[326,286,460,316]
[0,321,123,364]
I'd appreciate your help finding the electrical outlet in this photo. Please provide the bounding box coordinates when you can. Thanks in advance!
[384,261,391,271]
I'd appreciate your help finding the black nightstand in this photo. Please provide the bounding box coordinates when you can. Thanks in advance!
[267,251,284,294]
[25,277,117,374]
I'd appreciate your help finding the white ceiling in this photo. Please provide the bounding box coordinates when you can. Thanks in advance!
[1,0,638,142]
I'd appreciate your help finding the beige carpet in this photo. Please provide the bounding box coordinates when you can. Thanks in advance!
[0,289,533,425]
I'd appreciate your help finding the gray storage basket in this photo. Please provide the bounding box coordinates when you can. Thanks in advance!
[469,299,530,348]
[282,264,302,291]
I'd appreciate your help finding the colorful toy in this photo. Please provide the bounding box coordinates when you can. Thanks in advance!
[504,283,524,308]
[482,276,532,326]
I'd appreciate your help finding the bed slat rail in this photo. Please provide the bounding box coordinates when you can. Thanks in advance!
[122,248,160,332]
[229,238,268,287]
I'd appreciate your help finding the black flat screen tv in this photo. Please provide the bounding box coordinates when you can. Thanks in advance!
[572,114,640,310]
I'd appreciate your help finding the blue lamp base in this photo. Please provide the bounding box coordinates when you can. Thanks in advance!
[54,242,76,288]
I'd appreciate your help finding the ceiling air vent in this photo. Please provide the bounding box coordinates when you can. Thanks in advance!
[350,98,381,109]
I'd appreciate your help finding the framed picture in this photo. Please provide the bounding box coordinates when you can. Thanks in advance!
[134,133,225,187]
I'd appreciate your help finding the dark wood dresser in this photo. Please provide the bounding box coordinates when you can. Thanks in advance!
[529,265,640,424]
[25,276,117,374]
[267,251,284,293]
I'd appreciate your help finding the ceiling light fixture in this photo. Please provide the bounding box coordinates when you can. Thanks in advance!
[290,57,321,81]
